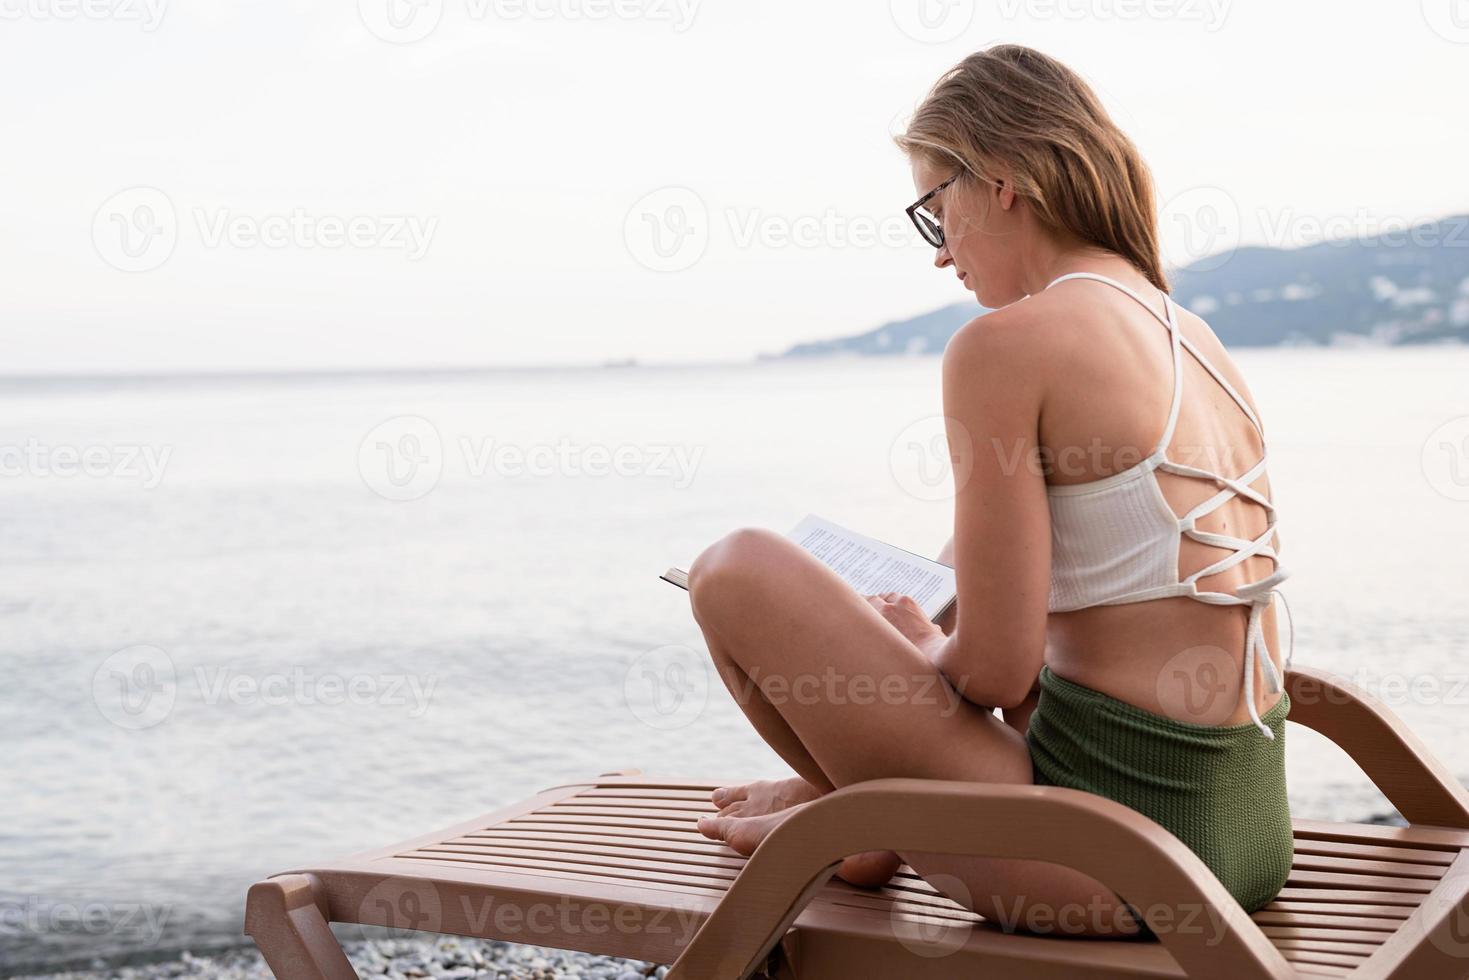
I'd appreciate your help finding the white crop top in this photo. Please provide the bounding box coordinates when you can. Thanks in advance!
[1043,272,1293,737]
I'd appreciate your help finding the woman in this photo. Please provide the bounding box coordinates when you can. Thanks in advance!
[685,44,1292,936]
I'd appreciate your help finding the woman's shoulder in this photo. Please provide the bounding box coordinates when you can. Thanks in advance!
[941,288,1103,383]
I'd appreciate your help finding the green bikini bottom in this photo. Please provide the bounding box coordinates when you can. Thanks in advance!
[1026,665,1292,914]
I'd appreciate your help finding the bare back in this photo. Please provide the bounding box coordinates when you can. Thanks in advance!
[1028,275,1285,726]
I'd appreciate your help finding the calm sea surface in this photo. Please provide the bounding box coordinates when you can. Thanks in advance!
[3,350,1468,970]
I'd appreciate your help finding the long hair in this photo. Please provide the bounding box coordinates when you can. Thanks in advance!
[896,45,1168,291]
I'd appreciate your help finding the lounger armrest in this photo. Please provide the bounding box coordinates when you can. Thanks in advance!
[1286,666,1469,828]
[667,779,1293,980]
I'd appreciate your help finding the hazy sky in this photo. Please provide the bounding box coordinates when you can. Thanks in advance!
[3,0,1465,373]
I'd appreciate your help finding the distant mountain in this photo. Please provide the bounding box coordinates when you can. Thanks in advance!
[770,215,1469,356]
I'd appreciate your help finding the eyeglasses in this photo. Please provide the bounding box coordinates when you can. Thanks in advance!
[905,172,961,249]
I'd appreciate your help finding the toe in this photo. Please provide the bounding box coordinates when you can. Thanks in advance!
[711,783,749,807]
[696,815,728,842]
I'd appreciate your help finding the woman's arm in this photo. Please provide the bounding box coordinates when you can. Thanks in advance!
[928,311,1052,710]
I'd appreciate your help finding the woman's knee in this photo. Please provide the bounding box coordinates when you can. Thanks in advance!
[687,526,789,618]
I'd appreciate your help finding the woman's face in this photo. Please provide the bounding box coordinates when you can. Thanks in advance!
[909,156,1024,308]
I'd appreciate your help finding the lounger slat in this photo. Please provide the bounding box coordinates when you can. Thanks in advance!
[1249,911,1401,932]
[1257,924,1392,944]
[412,843,745,881]
[561,797,717,813]
[1268,938,1379,955]
[1290,838,1456,865]
[507,813,711,835]
[1284,869,1437,892]
[1278,948,1378,968]
[490,820,726,847]
[1257,900,1412,919]
[465,829,732,857]
[393,851,735,893]
[578,787,721,802]
[1290,819,1469,851]
[1287,853,1446,880]
[438,838,748,872]
[1290,965,1352,978]
[1271,886,1426,906]
[548,804,710,822]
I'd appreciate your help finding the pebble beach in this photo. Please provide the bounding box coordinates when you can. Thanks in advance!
[10,938,663,980]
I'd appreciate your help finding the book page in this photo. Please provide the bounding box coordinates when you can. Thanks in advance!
[786,514,956,621]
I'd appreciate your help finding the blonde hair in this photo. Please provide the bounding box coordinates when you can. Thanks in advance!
[897,44,1168,291]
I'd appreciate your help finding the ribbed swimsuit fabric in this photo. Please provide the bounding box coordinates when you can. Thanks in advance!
[1027,667,1293,913]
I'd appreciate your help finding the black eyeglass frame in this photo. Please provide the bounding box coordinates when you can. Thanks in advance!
[905,172,962,248]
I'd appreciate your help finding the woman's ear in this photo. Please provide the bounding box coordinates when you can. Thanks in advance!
[994,175,1017,211]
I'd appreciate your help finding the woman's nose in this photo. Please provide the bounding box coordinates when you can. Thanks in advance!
[932,245,953,269]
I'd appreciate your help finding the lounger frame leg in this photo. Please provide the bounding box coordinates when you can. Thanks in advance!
[245,874,359,980]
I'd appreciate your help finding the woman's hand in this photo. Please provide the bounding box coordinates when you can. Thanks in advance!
[864,593,946,658]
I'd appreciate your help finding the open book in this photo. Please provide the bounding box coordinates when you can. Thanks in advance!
[660,514,957,623]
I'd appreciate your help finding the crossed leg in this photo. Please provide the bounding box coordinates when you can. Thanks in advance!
[686,527,1139,936]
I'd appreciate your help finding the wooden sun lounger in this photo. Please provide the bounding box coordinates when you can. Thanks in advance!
[245,666,1469,979]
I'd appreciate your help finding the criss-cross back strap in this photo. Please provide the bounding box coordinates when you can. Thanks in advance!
[1044,271,1291,737]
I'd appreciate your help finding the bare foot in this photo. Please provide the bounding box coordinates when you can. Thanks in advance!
[701,778,902,888]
